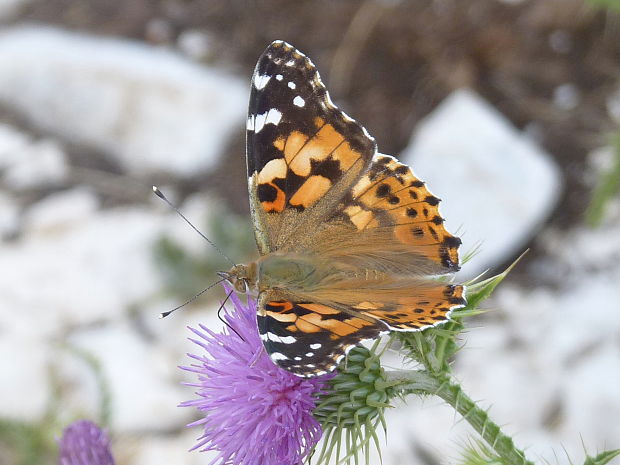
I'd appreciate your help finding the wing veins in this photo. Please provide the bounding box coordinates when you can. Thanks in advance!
[350,164,398,200]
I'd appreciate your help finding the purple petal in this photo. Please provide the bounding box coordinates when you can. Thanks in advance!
[180,286,333,465]
[58,420,115,465]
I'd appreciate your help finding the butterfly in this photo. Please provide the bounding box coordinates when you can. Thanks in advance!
[221,40,465,377]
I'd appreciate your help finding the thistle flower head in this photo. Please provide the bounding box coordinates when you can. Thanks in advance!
[314,343,390,464]
[181,288,332,465]
[58,420,115,465]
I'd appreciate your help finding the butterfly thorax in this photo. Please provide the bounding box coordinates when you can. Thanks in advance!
[224,253,352,300]
[258,253,341,293]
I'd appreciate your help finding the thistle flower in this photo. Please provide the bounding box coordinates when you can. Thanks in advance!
[58,420,115,465]
[181,287,332,465]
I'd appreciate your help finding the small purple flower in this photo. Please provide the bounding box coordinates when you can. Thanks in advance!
[58,420,115,465]
[181,287,331,465]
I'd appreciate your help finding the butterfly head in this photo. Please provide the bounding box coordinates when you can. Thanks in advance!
[218,263,256,294]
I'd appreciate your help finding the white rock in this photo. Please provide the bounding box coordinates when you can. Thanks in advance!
[560,343,620,442]
[53,345,106,422]
[177,30,212,61]
[0,208,166,337]
[146,296,226,367]
[68,322,189,432]
[4,139,67,189]
[0,122,68,189]
[0,26,247,177]
[458,334,560,428]
[151,191,222,257]
[0,199,225,425]
[0,123,29,165]
[22,187,99,233]
[0,334,50,421]
[402,89,561,276]
[545,275,620,362]
[540,223,620,280]
[553,83,580,111]
[457,219,620,464]
[126,431,209,465]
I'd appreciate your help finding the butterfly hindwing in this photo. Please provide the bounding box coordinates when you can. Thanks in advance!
[350,283,466,331]
[256,283,465,376]
[257,291,386,377]
[247,40,377,254]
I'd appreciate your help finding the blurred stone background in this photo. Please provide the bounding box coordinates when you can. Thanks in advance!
[0,1,619,464]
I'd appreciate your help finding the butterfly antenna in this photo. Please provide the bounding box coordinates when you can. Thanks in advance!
[216,290,245,341]
[152,186,235,266]
[159,278,226,318]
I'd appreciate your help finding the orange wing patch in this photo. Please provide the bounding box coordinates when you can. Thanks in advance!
[265,300,376,337]
[258,297,386,377]
[289,175,331,207]
[346,154,461,271]
[354,284,466,330]
[255,119,367,213]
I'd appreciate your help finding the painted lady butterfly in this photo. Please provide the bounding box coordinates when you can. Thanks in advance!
[222,41,465,377]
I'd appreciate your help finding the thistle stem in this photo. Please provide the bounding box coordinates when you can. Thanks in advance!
[386,370,534,465]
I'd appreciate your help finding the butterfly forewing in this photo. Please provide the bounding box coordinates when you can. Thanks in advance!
[246,40,377,254]
[342,153,462,272]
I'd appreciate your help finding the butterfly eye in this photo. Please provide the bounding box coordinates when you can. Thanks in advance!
[234,279,248,293]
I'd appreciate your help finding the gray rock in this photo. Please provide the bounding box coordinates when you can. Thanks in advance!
[68,323,189,432]
[0,0,30,19]
[0,191,18,237]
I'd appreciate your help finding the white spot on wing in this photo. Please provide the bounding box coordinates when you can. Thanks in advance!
[288,81,296,89]
[285,60,295,66]
[310,343,321,350]
[254,108,282,133]
[294,356,302,361]
[270,352,288,361]
[246,115,255,131]
[276,74,283,81]
[305,352,314,357]
[293,96,305,107]
[265,108,283,125]
[267,332,296,344]
[254,113,267,133]
[253,73,271,90]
